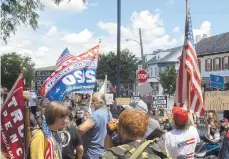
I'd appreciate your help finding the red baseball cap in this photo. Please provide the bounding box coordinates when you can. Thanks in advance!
[172,106,188,125]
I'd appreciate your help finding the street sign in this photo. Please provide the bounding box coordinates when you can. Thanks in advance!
[152,95,167,109]
[210,74,224,89]
[137,70,148,83]
[35,70,54,96]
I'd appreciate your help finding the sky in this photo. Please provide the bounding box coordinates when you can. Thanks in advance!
[0,0,229,68]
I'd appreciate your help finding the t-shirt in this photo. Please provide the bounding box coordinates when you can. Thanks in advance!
[158,126,200,159]
[82,107,112,159]
[144,118,160,138]
[60,124,82,159]
[30,130,48,159]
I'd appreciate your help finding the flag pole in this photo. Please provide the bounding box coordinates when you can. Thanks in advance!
[88,40,102,114]
[185,0,191,112]
[21,67,32,159]
[104,75,107,104]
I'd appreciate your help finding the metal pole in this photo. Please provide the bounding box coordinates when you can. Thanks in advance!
[116,0,121,97]
[139,28,145,69]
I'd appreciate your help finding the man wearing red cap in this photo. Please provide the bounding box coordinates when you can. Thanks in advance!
[156,106,200,159]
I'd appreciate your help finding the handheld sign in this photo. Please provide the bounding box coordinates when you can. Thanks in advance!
[137,70,148,83]
[210,74,224,90]
[152,95,167,109]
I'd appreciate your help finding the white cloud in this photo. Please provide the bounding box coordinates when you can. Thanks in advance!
[43,0,87,12]
[130,10,164,36]
[38,46,49,52]
[173,26,180,33]
[97,21,117,35]
[1,10,212,68]
[193,21,211,38]
[46,26,57,36]
[166,0,175,4]
[62,29,93,44]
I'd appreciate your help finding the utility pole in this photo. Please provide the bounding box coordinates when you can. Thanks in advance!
[116,0,121,97]
[139,28,145,69]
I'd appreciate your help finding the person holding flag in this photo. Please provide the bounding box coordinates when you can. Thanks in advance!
[30,101,69,159]
[154,1,202,158]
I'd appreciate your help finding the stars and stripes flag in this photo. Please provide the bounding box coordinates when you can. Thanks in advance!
[42,116,54,159]
[174,9,204,116]
[56,48,74,68]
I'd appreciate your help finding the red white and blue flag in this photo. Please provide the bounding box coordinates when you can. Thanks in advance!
[56,48,74,68]
[1,74,25,159]
[174,9,204,116]
[42,116,55,159]
[41,45,99,101]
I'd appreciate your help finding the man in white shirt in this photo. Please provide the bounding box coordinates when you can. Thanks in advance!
[157,106,200,159]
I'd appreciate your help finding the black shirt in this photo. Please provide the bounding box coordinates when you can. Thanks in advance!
[60,123,82,159]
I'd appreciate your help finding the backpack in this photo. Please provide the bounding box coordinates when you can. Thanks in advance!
[100,139,168,159]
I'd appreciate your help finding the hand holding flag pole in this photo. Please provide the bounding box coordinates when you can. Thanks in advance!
[20,65,32,158]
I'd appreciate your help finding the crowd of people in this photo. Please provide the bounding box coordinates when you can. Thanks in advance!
[2,90,229,159]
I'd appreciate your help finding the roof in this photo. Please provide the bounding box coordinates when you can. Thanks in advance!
[196,32,229,56]
[146,46,182,65]
[36,66,56,71]
[147,56,157,65]
[158,46,182,63]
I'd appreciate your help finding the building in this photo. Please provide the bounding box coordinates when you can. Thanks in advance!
[196,32,229,90]
[146,46,183,95]
[145,32,229,96]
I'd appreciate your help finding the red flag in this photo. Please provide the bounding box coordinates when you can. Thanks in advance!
[174,9,204,116]
[1,75,25,159]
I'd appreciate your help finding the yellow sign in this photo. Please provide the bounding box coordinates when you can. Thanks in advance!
[204,91,229,110]
[115,98,130,105]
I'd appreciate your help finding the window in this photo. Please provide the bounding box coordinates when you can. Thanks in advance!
[155,67,158,76]
[223,56,229,70]
[198,59,201,72]
[205,59,211,71]
[150,68,153,77]
[213,58,221,71]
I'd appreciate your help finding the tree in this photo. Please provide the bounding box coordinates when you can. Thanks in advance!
[1,0,76,43]
[159,66,177,97]
[1,53,35,89]
[96,48,140,85]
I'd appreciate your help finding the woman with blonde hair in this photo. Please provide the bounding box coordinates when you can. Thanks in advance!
[205,111,220,141]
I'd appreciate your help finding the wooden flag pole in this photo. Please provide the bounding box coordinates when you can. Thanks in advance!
[104,75,107,103]
[21,67,32,159]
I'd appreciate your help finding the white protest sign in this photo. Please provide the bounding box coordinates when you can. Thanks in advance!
[106,93,113,105]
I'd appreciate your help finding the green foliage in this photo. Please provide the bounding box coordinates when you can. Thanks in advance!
[0,0,73,43]
[1,0,44,43]
[1,53,35,89]
[159,66,177,97]
[96,48,140,85]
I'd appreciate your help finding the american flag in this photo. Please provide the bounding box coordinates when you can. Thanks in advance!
[177,138,195,148]
[42,116,54,159]
[174,9,204,116]
[56,48,74,68]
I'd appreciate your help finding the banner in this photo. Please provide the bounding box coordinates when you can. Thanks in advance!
[115,98,130,105]
[41,45,99,101]
[204,91,229,110]
[1,75,25,159]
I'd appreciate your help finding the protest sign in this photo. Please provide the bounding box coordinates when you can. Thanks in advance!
[1,76,25,159]
[204,91,229,110]
[115,98,130,105]
[106,94,113,105]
